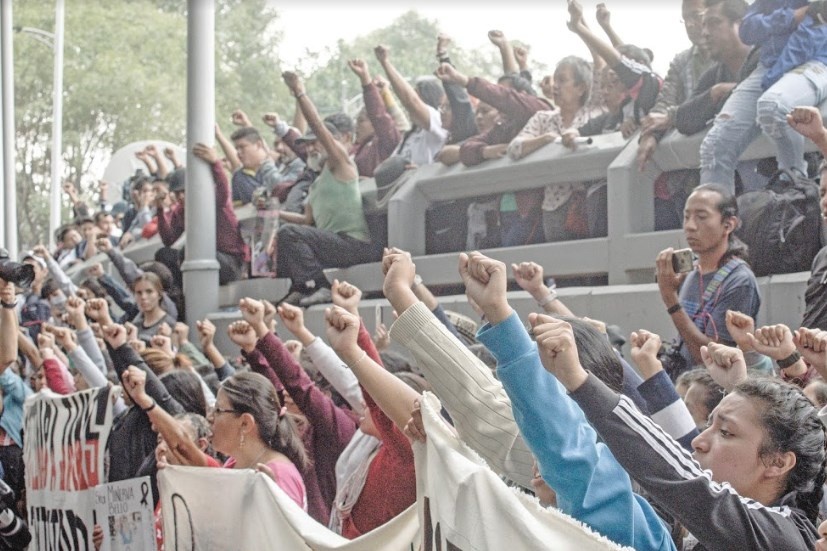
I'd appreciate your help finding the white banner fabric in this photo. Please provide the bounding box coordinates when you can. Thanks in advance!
[24,387,115,551]
[159,392,630,550]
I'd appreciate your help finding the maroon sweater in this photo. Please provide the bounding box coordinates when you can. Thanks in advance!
[459,77,552,166]
[353,83,401,178]
[252,331,358,526]
[342,324,416,538]
[156,161,249,261]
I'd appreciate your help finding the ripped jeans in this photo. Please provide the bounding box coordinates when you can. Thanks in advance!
[700,61,827,191]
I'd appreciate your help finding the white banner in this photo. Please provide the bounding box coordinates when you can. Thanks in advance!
[24,387,114,551]
[158,466,418,550]
[159,393,628,550]
[416,392,629,551]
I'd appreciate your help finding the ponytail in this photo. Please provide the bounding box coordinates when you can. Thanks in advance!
[795,454,827,524]
[269,412,310,474]
[221,372,310,474]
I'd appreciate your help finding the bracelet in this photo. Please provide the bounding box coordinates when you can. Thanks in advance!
[777,350,802,370]
[294,92,306,100]
[537,289,558,307]
[348,351,368,370]
[667,303,682,315]
[0,301,16,309]
[141,399,157,413]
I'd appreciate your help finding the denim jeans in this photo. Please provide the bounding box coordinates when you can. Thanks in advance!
[700,61,827,191]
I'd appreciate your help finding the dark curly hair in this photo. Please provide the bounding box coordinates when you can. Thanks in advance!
[735,378,827,523]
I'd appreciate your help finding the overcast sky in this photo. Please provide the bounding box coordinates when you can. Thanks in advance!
[270,1,691,77]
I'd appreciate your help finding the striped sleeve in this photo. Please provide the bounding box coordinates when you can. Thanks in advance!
[571,374,816,550]
[636,370,699,450]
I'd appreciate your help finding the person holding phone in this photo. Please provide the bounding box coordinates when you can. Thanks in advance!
[655,184,760,374]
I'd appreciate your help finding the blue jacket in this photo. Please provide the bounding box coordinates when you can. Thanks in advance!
[479,313,675,551]
[740,0,808,70]
[0,370,32,448]
[737,0,827,89]
[763,14,827,89]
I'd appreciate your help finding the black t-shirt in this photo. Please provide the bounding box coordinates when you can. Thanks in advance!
[803,246,827,330]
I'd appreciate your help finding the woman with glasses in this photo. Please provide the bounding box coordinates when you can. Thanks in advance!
[209,372,309,510]
[123,366,309,511]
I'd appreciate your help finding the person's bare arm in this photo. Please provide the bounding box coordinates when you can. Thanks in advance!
[655,249,708,365]
[231,109,253,128]
[196,319,226,370]
[122,366,208,467]
[375,45,433,131]
[411,276,439,311]
[568,0,621,68]
[135,149,158,175]
[292,102,307,135]
[514,45,530,74]
[17,330,42,371]
[326,306,420,431]
[515,133,558,159]
[788,106,827,155]
[595,3,624,48]
[436,145,462,166]
[278,203,313,226]
[215,124,242,172]
[163,147,182,169]
[0,281,17,368]
[282,71,357,181]
[512,262,574,316]
[488,30,519,76]
[62,180,89,217]
[145,145,169,179]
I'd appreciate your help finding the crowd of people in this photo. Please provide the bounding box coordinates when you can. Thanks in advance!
[37,0,826,307]
[2,0,827,548]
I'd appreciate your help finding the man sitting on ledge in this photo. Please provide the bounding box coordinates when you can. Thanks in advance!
[276,71,382,308]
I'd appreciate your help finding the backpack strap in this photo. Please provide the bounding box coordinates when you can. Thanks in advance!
[700,258,744,309]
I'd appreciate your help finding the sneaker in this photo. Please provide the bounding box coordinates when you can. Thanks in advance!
[298,287,332,308]
[279,290,306,306]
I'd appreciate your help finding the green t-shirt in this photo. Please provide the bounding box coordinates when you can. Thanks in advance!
[308,167,370,241]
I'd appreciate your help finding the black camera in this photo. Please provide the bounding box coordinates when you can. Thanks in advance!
[0,248,34,289]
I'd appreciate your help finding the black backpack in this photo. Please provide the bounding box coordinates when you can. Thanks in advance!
[735,169,822,277]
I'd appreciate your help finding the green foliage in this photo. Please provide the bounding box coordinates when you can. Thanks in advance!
[298,10,501,118]
[289,11,541,122]
[213,0,283,128]
[9,3,514,249]
[12,0,282,247]
[13,0,188,247]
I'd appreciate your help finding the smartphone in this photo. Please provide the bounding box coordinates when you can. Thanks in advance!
[671,248,695,273]
[374,304,383,329]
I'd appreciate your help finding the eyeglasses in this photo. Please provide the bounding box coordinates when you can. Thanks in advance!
[211,407,239,416]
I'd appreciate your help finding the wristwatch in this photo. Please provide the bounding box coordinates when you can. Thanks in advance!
[777,351,802,370]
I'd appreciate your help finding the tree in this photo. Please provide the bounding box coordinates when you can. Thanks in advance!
[12,0,283,248]
[295,11,500,117]
[289,11,541,121]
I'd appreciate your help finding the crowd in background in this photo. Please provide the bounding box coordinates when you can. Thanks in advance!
[2,0,827,549]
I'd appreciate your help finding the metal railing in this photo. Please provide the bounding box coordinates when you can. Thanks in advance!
[67,103,827,298]
[327,102,827,291]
